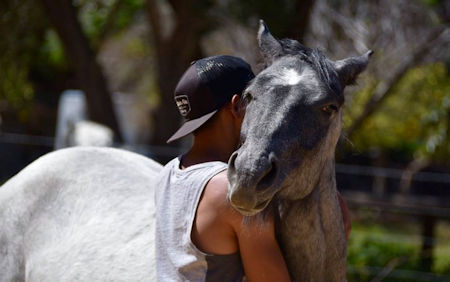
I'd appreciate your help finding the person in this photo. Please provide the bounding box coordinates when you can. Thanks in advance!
[155,55,350,281]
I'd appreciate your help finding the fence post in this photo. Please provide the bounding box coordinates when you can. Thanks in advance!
[419,215,436,272]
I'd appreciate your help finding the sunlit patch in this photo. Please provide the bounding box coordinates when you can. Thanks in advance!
[284,68,302,85]
[271,67,318,88]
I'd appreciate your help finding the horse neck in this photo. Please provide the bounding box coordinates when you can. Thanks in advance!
[275,159,346,280]
[278,158,337,212]
[317,158,337,195]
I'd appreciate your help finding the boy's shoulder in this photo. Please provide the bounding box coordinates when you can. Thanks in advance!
[203,170,243,223]
[205,170,229,202]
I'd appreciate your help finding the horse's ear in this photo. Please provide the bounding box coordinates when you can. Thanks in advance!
[258,20,283,65]
[334,50,374,87]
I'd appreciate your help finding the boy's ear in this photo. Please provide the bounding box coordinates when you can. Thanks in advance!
[231,94,244,118]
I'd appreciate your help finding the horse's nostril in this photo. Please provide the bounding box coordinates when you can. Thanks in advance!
[227,152,239,187]
[228,151,238,171]
[257,153,279,191]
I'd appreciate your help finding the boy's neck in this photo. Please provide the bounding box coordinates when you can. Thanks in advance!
[181,131,237,168]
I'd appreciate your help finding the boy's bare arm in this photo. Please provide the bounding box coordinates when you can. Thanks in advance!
[229,212,291,282]
[211,173,290,281]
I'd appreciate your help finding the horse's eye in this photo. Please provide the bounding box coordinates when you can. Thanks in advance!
[321,104,338,114]
[243,92,253,104]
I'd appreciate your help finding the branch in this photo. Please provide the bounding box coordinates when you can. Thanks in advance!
[399,157,430,195]
[166,0,184,15]
[95,0,123,51]
[371,256,410,282]
[146,0,163,49]
[345,27,448,138]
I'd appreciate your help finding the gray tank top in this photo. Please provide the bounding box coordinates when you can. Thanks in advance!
[155,157,245,282]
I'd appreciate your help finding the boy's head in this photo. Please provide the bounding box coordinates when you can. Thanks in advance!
[167,55,254,143]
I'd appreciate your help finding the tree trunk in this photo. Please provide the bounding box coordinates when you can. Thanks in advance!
[420,215,436,272]
[40,0,122,141]
[286,0,315,41]
[146,0,213,158]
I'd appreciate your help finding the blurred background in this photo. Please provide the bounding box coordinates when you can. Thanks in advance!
[0,0,449,280]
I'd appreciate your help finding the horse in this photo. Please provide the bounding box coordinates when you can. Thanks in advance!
[227,20,372,281]
[0,147,161,281]
[0,21,371,281]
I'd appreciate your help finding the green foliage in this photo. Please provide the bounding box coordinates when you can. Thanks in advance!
[348,225,420,281]
[36,30,68,71]
[0,0,146,111]
[78,1,108,39]
[422,0,439,6]
[116,0,147,29]
[344,63,450,162]
[0,0,47,109]
[0,59,34,109]
[76,0,146,45]
[348,222,450,281]
[434,222,450,274]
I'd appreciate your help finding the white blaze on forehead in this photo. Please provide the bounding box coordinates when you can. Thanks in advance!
[284,68,302,85]
[271,67,318,87]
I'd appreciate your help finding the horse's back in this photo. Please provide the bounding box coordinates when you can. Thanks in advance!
[0,147,162,281]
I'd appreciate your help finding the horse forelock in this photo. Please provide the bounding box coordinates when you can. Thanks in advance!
[275,39,342,99]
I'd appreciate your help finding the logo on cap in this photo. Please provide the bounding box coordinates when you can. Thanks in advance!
[175,95,191,117]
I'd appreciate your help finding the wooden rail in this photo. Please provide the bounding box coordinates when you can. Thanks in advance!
[343,191,450,273]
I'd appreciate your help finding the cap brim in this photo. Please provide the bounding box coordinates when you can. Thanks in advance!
[166,110,218,143]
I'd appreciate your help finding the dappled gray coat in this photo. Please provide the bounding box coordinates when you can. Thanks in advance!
[228,21,372,281]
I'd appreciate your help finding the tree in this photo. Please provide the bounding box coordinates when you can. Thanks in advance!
[145,0,216,149]
[0,0,47,111]
[224,0,315,41]
[345,27,447,138]
[308,0,449,156]
[146,0,316,150]
[303,0,450,202]
[39,0,122,140]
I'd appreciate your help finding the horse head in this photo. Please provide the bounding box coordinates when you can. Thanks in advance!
[228,20,372,216]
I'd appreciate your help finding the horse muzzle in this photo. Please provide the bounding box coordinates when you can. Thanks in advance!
[227,150,280,216]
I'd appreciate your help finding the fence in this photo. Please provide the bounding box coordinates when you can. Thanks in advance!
[336,164,450,281]
[1,132,449,280]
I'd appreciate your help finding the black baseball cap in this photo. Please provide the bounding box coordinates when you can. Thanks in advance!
[167,55,255,143]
